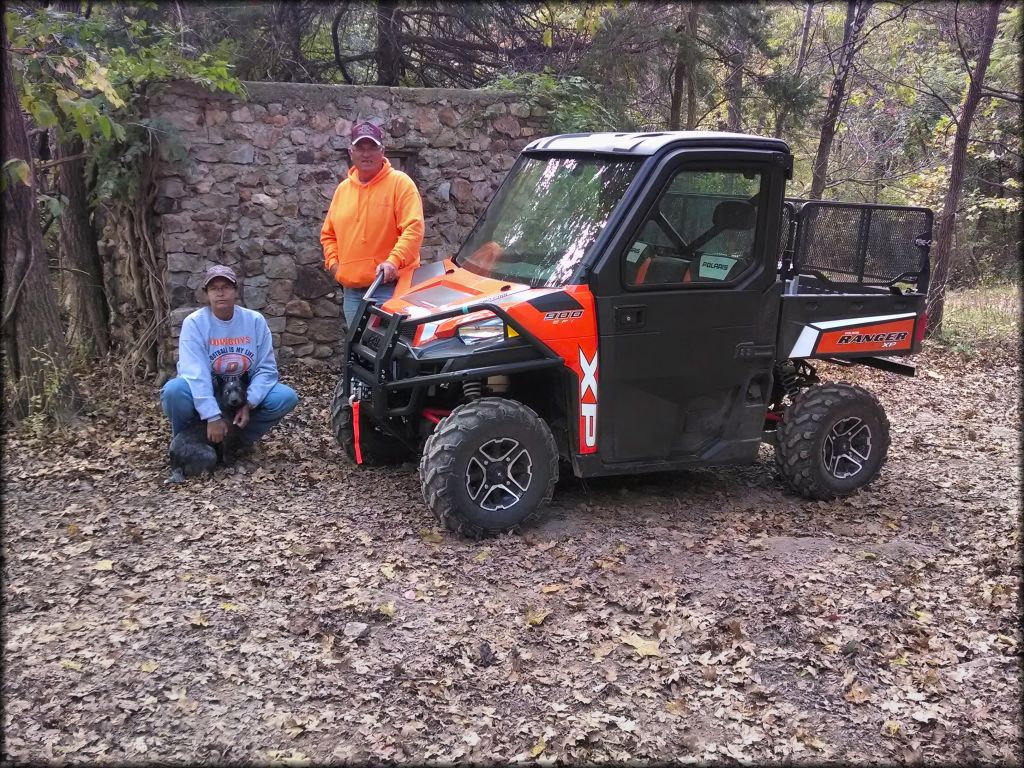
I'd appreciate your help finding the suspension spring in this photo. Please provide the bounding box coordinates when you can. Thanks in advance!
[462,380,483,401]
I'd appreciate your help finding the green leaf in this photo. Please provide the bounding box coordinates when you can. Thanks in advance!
[2,158,33,192]
[97,115,112,140]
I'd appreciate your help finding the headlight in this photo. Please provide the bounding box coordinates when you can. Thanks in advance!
[457,318,505,343]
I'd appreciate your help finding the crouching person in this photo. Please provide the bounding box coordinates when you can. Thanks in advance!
[161,265,299,477]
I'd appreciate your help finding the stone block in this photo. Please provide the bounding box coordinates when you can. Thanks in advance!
[308,317,341,343]
[261,211,282,226]
[509,102,531,118]
[297,150,314,164]
[281,333,306,346]
[312,298,341,317]
[205,106,229,126]
[285,318,308,335]
[290,342,316,358]
[253,125,283,150]
[225,145,255,164]
[492,116,520,137]
[450,178,473,203]
[264,253,296,281]
[230,106,254,123]
[166,252,198,273]
[277,168,300,187]
[290,129,306,145]
[313,345,335,359]
[295,266,337,299]
[310,113,330,131]
[439,107,459,127]
[285,299,313,318]
[333,117,353,136]
[243,286,267,309]
[268,279,294,304]
[266,316,286,333]
[251,193,279,211]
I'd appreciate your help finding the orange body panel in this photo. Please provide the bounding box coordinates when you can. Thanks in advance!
[815,318,915,355]
[380,264,601,455]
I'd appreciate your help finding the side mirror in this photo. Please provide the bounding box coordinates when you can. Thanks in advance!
[712,199,757,231]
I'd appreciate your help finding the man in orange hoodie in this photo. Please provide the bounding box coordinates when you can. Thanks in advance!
[320,121,424,327]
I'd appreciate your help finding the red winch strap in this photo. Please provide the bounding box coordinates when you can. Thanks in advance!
[352,400,363,465]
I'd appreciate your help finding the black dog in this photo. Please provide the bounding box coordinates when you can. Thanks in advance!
[168,372,249,483]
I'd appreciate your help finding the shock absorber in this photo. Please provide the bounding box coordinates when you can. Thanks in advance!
[777,362,801,399]
[462,380,482,401]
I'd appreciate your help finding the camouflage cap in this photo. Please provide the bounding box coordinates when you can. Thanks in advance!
[203,264,238,288]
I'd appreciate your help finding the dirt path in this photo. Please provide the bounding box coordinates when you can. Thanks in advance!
[3,346,1019,764]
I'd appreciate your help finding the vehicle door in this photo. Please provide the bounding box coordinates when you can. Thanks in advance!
[591,150,786,464]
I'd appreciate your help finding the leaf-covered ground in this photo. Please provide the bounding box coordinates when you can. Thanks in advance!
[3,344,1020,764]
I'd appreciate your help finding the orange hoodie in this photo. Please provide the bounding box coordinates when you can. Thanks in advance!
[320,158,424,289]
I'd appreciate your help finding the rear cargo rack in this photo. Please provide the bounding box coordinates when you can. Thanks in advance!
[780,200,931,294]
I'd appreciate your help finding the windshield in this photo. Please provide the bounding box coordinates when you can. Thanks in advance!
[455,154,641,287]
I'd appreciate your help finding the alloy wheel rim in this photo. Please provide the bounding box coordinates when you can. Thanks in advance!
[822,416,872,479]
[466,438,533,511]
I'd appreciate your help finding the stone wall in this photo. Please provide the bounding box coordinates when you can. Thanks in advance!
[146,80,550,368]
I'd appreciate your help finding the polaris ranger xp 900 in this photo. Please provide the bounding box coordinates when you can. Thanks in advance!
[331,131,931,537]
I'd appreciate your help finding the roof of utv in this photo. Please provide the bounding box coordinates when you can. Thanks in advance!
[523,130,790,156]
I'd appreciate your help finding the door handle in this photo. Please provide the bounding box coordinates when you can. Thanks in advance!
[615,305,646,329]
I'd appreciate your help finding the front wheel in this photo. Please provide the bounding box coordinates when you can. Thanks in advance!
[419,397,558,537]
[774,383,890,500]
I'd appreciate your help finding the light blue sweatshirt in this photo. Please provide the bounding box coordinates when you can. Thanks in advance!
[177,306,279,421]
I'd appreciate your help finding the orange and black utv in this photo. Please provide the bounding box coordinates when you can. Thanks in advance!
[331,131,932,537]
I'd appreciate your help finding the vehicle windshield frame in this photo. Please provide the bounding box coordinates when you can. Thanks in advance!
[453,152,642,288]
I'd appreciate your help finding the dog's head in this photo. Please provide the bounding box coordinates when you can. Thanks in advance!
[214,371,249,412]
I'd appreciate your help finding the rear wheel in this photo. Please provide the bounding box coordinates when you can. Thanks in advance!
[330,374,409,466]
[775,383,890,500]
[419,397,558,537]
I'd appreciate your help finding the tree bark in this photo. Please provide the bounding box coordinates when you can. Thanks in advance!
[774,1,816,138]
[809,0,871,199]
[55,136,110,357]
[2,22,80,420]
[926,1,1002,335]
[724,42,745,131]
[375,0,403,86]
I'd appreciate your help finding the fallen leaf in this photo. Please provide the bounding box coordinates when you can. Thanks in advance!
[420,529,443,544]
[219,602,241,612]
[380,563,396,579]
[540,584,563,593]
[529,737,546,758]
[94,559,113,571]
[845,682,871,704]
[525,606,550,626]
[377,601,396,618]
[474,549,490,562]
[883,720,901,737]
[59,659,83,671]
[140,661,159,673]
[622,633,661,657]
[188,612,209,627]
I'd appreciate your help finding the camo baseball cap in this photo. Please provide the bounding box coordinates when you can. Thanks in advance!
[203,264,238,288]
[350,121,383,146]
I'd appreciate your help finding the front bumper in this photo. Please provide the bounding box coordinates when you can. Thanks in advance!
[343,292,563,427]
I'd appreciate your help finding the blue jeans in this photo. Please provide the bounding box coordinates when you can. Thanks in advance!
[343,282,395,328]
[160,377,299,443]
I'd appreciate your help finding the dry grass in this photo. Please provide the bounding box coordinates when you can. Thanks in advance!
[939,283,1021,359]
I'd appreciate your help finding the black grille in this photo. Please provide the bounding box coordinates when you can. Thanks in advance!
[360,328,383,351]
[792,202,931,287]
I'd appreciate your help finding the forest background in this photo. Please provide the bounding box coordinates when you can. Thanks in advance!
[1,0,1020,423]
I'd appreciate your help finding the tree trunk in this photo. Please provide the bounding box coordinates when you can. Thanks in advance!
[375,0,403,86]
[926,1,1002,335]
[724,44,745,131]
[809,0,871,199]
[55,136,110,357]
[774,1,816,138]
[686,3,699,128]
[669,38,686,130]
[2,23,80,420]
